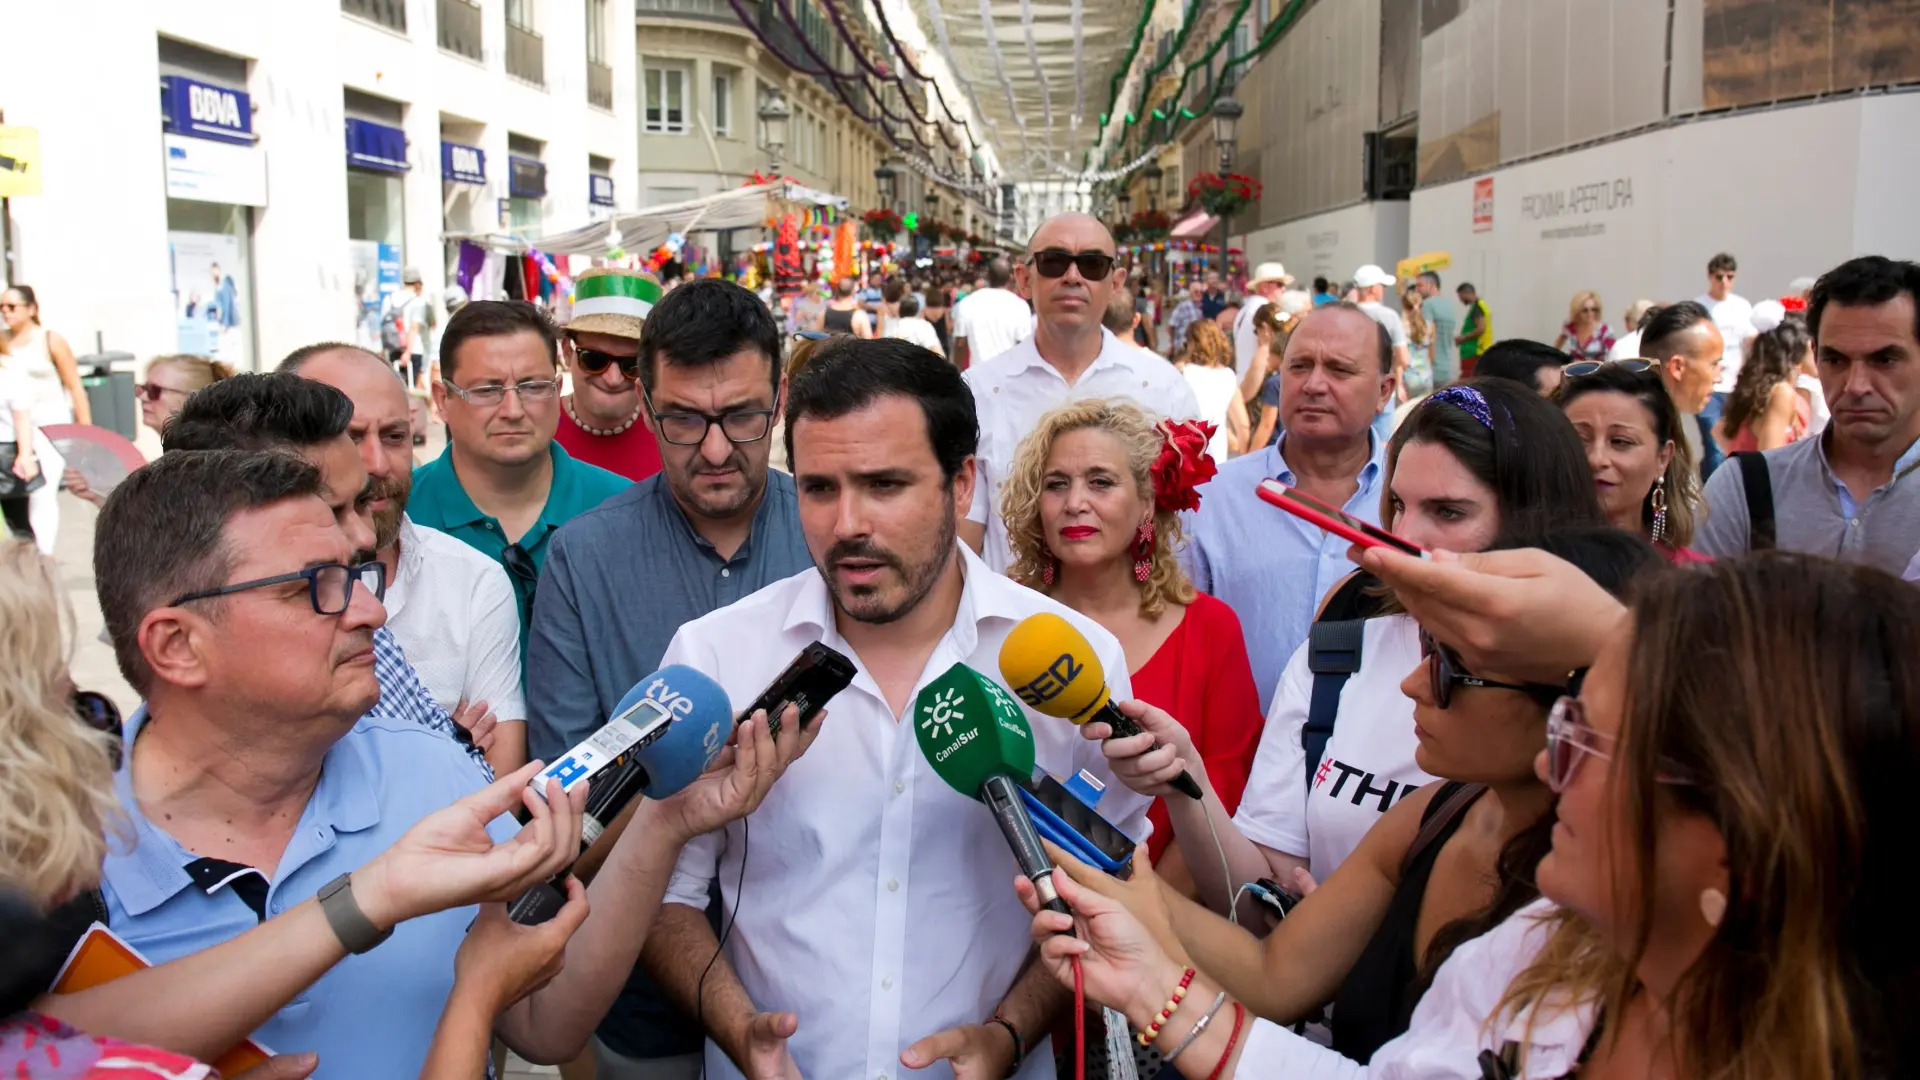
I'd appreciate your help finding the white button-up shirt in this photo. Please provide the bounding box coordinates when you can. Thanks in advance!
[661,544,1153,1080]
[383,515,526,721]
[965,328,1202,572]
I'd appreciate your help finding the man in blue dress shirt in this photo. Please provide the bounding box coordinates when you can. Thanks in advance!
[1183,303,1396,711]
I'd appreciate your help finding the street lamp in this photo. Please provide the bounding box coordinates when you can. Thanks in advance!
[874,161,898,209]
[1211,95,1243,277]
[758,91,790,175]
[1117,189,1132,220]
[1143,162,1163,210]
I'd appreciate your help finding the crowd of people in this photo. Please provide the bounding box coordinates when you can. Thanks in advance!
[2,211,1918,1080]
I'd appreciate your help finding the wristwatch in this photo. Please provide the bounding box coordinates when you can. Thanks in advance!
[317,873,393,954]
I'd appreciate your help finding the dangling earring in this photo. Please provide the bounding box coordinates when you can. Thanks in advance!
[1699,887,1727,928]
[1040,550,1058,587]
[1649,476,1669,545]
[1133,520,1155,583]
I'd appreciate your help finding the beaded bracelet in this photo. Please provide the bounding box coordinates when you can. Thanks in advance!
[986,1014,1023,1070]
[1205,1002,1247,1080]
[1161,991,1228,1067]
[1136,966,1197,1046]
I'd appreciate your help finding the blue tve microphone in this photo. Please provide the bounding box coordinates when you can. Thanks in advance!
[509,665,733,924]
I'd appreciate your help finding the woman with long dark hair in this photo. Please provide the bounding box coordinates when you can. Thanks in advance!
[1556,359,1705,561]
[1715,315,1812,452]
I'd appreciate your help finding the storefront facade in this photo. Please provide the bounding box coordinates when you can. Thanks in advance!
[159,66,264,370]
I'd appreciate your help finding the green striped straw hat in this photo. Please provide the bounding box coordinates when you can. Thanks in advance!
[566,267,664,340]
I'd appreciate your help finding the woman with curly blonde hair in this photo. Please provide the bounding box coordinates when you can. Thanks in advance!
[999,399,1263,891]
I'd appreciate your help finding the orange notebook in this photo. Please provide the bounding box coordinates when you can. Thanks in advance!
[52,922,274,1075]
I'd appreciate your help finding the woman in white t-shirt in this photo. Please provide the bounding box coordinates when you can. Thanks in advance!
[1176,320,1249,462]
[1095,378,1607,917]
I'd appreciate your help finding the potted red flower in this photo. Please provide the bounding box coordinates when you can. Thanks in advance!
[1187,173,1263,218]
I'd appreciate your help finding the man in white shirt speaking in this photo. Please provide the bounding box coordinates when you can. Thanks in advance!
[644,337,1151,1080]
[950,257,1034,369]
[961,213,1201,572]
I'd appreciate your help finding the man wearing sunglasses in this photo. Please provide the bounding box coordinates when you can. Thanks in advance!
[555,268,666,482]
[411,301,632,657]
[960,212,1200,571]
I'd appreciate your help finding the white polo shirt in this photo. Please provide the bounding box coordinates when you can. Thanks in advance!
[660,544,1152,1080]
[382,515,526,722]
[964,328,1202,572]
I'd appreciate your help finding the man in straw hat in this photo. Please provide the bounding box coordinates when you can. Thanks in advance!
[557,267,666,481]
[1234,260,1295,379]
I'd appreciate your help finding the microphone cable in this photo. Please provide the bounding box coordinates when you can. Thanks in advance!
[1071,955,1085,1080]
[694,816,751,1080]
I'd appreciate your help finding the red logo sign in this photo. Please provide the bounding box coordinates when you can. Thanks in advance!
[1472,177,1494,233]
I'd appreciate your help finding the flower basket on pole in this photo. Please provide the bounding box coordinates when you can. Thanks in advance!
[1186,173,1262,219]
[861,208,903,242]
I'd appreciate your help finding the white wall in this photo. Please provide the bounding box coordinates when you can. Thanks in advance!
[1241,200,1412,287]
[1407,95,1920,344]
[3,0,640,370]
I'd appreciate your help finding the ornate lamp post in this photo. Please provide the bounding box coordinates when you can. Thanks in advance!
[1211,95,1242,278]
[758,91,790,175]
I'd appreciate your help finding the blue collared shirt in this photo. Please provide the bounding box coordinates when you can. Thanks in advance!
[1181,435,1388,713]
[372,624,492,779]
[525,470,813,1059]
[101,708,516,1079]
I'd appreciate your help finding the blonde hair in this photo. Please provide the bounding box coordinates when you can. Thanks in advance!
[148,354,237,393]
[1568,290,1603,324]
[1181,320,1233,369]
[0,540,122,907]
[1000,400,1196,618]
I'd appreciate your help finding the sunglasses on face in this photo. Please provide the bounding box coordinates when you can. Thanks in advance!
[1030,249,1117,281]
[1544,695,1698,793]
[136,382,188,403]
[1562,357,1654,379]
[1713,272,1736,282]
[1420,629,1564,709]
[1580,306,1601,314]
[576,347,641,381]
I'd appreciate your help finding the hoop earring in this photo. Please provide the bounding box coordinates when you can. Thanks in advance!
[1133,520,1155,584]
[1649,476,1669,545]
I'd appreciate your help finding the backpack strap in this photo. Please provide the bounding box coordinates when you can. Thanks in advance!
[1301,572,1386,789]
[1735,450,1775,551]
[1401,782,1487,877]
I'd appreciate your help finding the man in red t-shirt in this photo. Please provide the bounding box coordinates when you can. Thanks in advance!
[556,267,665,481]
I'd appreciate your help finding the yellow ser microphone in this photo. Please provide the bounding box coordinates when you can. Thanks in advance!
[997,612,1205,800]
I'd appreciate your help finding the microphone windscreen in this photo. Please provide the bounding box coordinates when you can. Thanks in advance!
[624,665,735,799]
[912,663,1036,798]
[997,613,1111,723]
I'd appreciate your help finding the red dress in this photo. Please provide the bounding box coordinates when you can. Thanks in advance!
[1128,592,1267,863]
[555,401,664,482]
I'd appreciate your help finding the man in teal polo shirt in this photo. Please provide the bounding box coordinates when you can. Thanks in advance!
[413,300,630,651]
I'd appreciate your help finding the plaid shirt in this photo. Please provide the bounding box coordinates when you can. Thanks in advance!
[1168,298,1204,353]
[372,626,494,781]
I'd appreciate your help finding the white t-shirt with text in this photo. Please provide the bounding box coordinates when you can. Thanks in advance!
[1232,614,1434,880]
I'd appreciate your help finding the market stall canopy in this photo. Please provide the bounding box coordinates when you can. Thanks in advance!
[446,181,849,256]
[1169,210,1217,239]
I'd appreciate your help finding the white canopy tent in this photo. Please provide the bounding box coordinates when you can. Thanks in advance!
[446,181,850,256]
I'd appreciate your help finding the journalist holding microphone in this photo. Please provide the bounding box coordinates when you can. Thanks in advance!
[643,337,1151,1080]
[46,448,818,1077]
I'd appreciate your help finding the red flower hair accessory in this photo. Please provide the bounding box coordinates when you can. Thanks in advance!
[1780,295,1808,313]
[1149,418,1218,513]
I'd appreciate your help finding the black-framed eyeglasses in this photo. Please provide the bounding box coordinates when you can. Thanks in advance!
[1420,629,1564,709]
[440,378,562,408]
[575,347,640,381]
[169,561,387,616]
[638,379,775,447]
[1029,248,1117,281]
[1562,357,1654,379]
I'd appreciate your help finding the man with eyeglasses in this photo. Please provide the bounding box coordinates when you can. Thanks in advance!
[1693,252,1756,478]
[960,212,1200,572]
[410,300,631,658]
[555,267,667,482]
[526,278,813,1080]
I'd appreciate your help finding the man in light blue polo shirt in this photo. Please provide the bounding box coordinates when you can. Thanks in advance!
[91,448,825,1077]
[411,300,631,654]
[1183,303,1394,711]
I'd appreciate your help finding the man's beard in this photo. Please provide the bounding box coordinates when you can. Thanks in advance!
[372,473,411,550]
[821,497,957,626]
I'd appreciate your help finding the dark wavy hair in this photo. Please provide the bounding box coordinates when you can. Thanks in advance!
[1721,314,1809,438]
[1555,361,1701,548]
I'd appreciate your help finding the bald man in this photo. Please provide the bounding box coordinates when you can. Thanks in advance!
[959,212,1200,570]
[281,342,527,774]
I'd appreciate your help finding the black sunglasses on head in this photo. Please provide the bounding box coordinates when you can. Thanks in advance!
[1029,249,1117,281]
[575,346,640,381]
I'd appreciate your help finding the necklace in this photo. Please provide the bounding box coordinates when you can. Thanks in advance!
[564,395,642,437]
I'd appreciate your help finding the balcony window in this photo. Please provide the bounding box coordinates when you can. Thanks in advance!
[343,0,407,32]
[437,0,483,59]
[713,71,734,137]
[645,67,689,133]
[506,1,544,85]
[586,0,607,62]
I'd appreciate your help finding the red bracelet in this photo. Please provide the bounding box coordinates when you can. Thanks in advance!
[1205,1002,1245,1080]
[1136,966,1197,1046]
